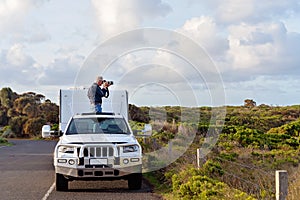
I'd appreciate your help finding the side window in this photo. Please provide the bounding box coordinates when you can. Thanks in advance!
[67,120,77,134]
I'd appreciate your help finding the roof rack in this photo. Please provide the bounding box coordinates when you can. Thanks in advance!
[80,112,115,116]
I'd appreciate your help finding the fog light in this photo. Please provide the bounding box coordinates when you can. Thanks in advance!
[58,159,67,163]
[130,158,140,162]
[123,159,129,164]
[68,159,75,165]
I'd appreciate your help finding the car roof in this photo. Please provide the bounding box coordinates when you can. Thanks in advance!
[72,113,124,119]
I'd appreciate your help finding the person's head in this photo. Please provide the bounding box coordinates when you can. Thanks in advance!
[96,76,103,86]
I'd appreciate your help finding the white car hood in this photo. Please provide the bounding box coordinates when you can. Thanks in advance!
[60,134,136,144]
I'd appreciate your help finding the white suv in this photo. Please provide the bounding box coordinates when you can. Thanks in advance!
[43,113,144,191]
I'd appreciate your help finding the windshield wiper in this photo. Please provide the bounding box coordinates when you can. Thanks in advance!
[106,132,129,134]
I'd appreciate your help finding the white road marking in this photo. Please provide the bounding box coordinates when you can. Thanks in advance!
[10,153,53,156]
[41,182,55,200]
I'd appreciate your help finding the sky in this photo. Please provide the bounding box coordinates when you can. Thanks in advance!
[1,0,300,107]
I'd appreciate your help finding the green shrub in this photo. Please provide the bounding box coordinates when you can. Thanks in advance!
[51,123,59,131]
[0,137,8,144]
[202,159,224,176]
[0,125,15,138]
[173,171,225,200]
[267,119,300,136]
[218,152,238,161]
[170,166,256,200]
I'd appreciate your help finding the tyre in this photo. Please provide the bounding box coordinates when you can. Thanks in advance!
[56,173,68,191]
[128,173,142,190]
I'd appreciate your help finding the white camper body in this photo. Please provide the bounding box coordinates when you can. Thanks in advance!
[59,88,128,132]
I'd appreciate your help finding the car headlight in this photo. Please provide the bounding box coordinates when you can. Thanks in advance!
[58,146,75,154]
[123,145,139,153]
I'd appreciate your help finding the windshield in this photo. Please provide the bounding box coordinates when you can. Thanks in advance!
[66,117,130,135]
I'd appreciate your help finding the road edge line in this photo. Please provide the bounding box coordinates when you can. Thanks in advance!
[41,182,55,200]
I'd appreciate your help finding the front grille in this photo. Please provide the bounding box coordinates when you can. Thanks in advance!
[85,164,112,168]
[83,146,114,158]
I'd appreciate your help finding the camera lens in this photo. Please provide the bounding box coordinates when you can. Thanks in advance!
[103,80,113,85]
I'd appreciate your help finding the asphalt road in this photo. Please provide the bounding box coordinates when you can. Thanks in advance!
[0,139,161,200]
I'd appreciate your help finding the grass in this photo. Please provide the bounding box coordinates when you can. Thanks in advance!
[143,172,169,190]
[0,137,12,146]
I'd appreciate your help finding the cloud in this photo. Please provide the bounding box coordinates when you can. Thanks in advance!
[197,0,300,24]
[174,1,300,82]
[177,16,229,57]
[6,44,34,67]
[0,0,34,32]
[24,23,51,43]
[0,43,84,87]
[0,44,41,85]
[37,54,84,86]
[226,22,300,75]
[0,0,49,42]
[91,0,172,39]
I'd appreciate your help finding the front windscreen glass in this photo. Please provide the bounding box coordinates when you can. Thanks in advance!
[66,117,130,135]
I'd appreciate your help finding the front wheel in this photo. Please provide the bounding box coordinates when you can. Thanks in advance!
[56,173,68,191]
[128,173,142,190]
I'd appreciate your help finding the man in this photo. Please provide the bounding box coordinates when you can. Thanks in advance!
[87,76,110,113]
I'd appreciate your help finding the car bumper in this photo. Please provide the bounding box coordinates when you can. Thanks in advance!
[55,164,142,179]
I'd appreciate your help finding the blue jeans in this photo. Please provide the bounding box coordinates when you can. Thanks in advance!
[94,104,102,113]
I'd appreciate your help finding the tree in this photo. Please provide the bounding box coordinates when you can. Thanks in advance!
[0,87,17,108]
[35,94,45,103]
[14,97,34,114]
[38,102,59,123]
[129,104,150,123]
[9,116,27,137]
[244,99,256,108]
[7,108,18,118]
[0,110,8,125]
[0,87,59,138]
[21,92,45,103]
[23,103,38,118]
[23,117,46,136]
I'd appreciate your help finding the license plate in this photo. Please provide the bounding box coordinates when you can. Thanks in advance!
[90,158,108,165]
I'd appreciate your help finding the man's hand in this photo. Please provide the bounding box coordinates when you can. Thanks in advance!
[103,82,110,88]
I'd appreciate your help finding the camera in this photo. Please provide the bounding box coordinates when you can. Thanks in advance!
[103,80,114,85]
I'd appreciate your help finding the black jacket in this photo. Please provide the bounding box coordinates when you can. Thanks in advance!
[87,83,108,104]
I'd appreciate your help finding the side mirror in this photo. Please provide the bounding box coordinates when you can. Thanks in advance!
[42,125,63,138]
[42,125,51,138]
[133,124,152,137]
